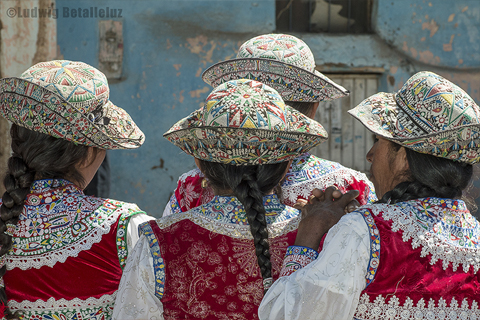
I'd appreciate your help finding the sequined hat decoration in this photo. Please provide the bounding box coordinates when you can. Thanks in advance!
[202,34,348,103]
[164,79,328,165]
[349,71,480,164]
[0,60,145,149]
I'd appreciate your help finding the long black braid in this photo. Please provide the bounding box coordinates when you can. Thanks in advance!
[0,124,92,318]
[198,160,289,294]
[377,143,473,205]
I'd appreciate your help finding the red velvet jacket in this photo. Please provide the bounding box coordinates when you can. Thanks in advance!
[354,198,480,319]
[2,179,146,320]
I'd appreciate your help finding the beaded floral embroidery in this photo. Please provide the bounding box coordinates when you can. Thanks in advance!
[164,79,327,166]
[202,34,348,102]
[358,208,381,287]
[7,179,144,271]
[282,153,377,205]
[142,194,297,320]
[369,198,480,273]
[161,195,299,236]
[280,246,319,277]
[0,61,144,150]
[167,154,376,216]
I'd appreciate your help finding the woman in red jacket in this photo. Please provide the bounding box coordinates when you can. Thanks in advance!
[0,60,151,319]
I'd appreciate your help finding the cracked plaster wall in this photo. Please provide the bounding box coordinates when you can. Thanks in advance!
[55,0,480,216]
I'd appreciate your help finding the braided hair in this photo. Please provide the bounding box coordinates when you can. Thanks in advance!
[0,124,92,318]
[198,160,290,294]
[377,142,473,205]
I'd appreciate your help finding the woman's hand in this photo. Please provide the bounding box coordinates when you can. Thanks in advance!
[293,187,360,250]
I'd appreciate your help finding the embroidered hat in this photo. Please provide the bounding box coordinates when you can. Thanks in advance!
[164,79,328,165]
[0,60,144,149]
[202,34,348,103]
[349,71,480,164]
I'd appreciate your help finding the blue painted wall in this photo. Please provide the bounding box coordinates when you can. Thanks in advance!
[57,0,480,217]
[56,0,274,216]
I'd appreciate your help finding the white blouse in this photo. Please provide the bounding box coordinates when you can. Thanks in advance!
[258,212,371,320]
[112,234,161,319]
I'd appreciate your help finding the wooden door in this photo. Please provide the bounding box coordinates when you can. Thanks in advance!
[311,74,379,173]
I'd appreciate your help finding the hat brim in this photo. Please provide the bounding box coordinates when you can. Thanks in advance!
[0,77,144,150]
[164,106,328,165]
[348,92,480,164]
[202,58,349,103]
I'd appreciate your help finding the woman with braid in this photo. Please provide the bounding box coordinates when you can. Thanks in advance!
[163,34,376,218]
[259,72,480,319]
[113,79,355,319]
[0,60,151,319]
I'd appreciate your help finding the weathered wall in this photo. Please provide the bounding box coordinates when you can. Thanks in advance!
[56,0,274,216]
[302,0,480,210]
[0,0,57,194]
[304,0,480,97]
[55,0,480,216]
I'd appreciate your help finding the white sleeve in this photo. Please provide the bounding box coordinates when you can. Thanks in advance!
[162,197,175,218]
[126,213,155,253]
[258,212,371,320]
[113,235,163,320]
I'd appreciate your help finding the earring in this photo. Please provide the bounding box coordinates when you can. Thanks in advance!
[201,178,208,188]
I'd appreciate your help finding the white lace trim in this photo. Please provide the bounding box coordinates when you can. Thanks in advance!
[355,293,480,320]
[178,168,203,183]
[370,204,480,273]
[6,205,132,270]
[9,291,116,311]
[157,211,300,239]
[282,168,372,204]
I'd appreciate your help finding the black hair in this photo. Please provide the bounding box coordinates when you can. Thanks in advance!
[285,101,317,117]
[0,124,92,318]
[377,143,473,204]
[198,160,290,294]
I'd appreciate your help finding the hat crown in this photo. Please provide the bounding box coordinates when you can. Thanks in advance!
[236,34,316,73]
[396,71,480,133]
[201,79,288,131]
[20,60,109,114]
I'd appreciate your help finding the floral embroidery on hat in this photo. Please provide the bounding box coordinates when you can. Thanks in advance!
[202,34,348,102]
[0,60,144,150]
[349,71,480,164]
[164,79,327,165]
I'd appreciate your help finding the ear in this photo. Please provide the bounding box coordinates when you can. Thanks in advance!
[281,160,293,180]
[309,102,320,119]
[77,147,95,169]
[194,158,202,171]
[395,147,410,172]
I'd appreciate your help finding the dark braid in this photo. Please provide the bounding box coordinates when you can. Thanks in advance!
[0,125,92,318]
[198,160,289,294]
[377,144,473,204]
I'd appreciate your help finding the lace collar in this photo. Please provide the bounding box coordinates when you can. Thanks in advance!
[369,197,480,272]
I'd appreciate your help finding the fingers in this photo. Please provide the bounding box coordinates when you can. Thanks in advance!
[344,199,360,214]
[311,187,346,204]
[294,199,308,210]
[323,186,339,201]
[311,188,324,198]
[332,189,343,199]
[310,189,325,203]
[335,189,360,208]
